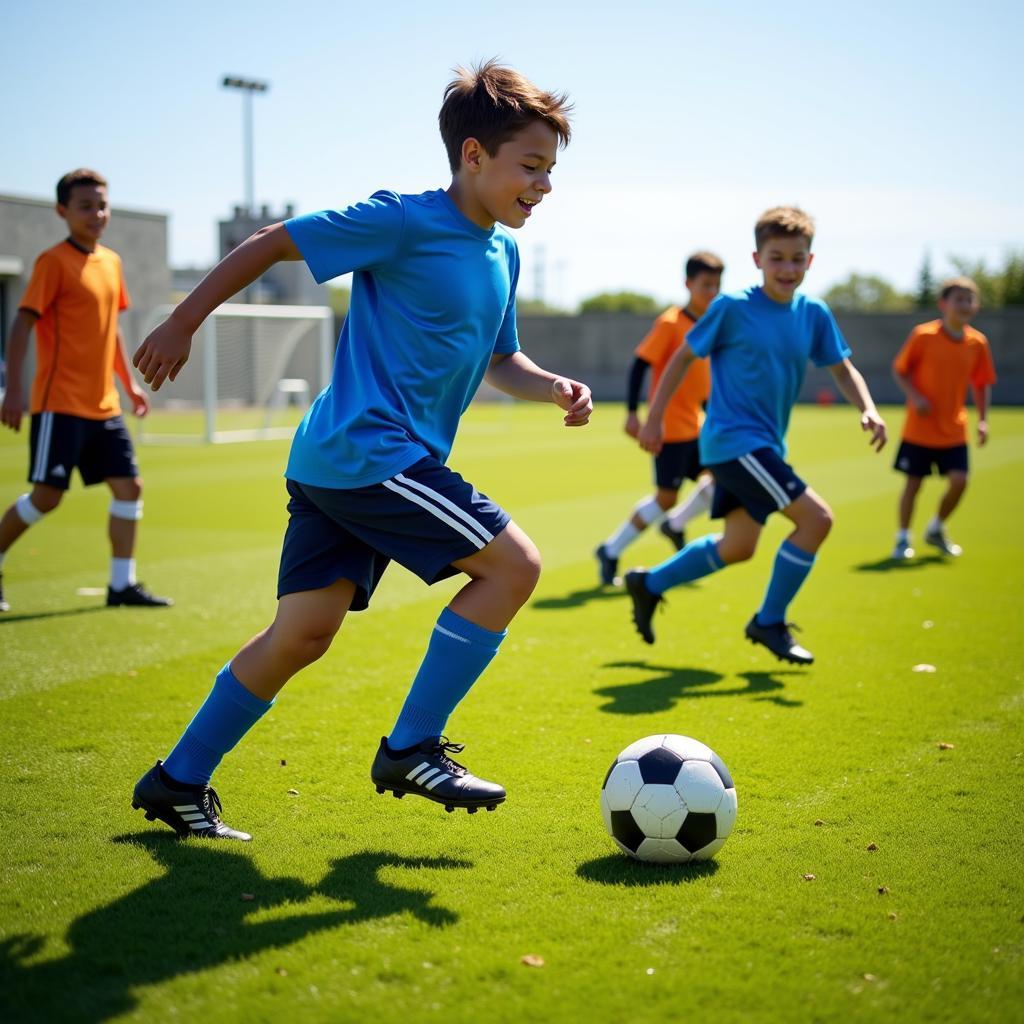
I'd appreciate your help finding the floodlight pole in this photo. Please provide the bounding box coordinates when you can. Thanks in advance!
[221,76,269,215]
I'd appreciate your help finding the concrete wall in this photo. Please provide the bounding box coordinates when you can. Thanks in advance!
[517,309,1024,405]
[0,192,171,389]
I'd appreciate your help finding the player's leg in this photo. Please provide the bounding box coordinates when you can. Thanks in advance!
[103,475,170,606]
[926,451,968,555]
[0,484,63,612]
[895,475,924,558]
[745,487,832,665]
[664,473,714,546]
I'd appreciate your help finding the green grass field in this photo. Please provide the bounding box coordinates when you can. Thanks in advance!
[1,404,1022,1024]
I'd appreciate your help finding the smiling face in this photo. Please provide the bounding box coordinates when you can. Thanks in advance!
[450,119,558,230]
[939,286,980,332]
[753,234,814,303]
[57,184,110,250]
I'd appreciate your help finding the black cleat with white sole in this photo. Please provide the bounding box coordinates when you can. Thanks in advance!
[595,544,619,587]
[108,582,174,607]
[370,736,505,813]
[744,616,814,665]
[132,760,252,840]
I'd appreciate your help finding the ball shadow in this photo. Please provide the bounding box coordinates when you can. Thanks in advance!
[577,853,720,887]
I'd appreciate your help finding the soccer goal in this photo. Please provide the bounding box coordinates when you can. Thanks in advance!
[136,303,334,444]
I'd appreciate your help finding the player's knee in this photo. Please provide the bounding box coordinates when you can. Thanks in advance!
[656,490,677,511]
[502,543,542,604]
[948,472,968,493]
[816,504,835,540]
[279,625,338,668]
[23,489,60,516]
[719,536,756,564]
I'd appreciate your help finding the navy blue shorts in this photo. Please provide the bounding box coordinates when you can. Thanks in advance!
[29,412,138,490]
[894,441,969,477]
[653,439,703,490]
[278,456,511,610]
[708,448,807,525]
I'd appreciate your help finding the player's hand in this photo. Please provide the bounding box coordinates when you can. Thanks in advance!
[134,313,194,392]
[912,395,931,416]
[129,386,150,418]
[637,418,663,454]
[624,412,640,439]
[1,388,25,432]
[552,377,592,426]
[861,409,887,452]
[977,419,989,446]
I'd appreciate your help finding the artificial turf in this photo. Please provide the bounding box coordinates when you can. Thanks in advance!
[1,403,1021,1023]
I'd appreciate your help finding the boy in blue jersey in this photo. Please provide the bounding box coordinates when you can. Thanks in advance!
[630,207,887,665]
[128,60,590,840]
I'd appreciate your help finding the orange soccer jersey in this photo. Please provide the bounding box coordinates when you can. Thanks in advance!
[893,319,997,448]
[19,240,130,420]
[635,307,710,442]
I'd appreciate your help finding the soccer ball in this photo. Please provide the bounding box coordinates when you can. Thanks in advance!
[601,734,737,864]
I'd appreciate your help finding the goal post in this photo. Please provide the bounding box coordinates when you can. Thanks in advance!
[136,303,334,444]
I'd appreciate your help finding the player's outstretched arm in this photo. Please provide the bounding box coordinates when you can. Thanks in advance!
[485,351,592,426]
[134,223,302,391]
[0,310,37,432]
[637,342,695,454]
[114,327,149,417]
[829,359,887,451]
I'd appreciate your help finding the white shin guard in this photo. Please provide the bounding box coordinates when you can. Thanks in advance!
[15,493,46,526]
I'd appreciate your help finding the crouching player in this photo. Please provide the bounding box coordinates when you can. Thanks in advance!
[129,60,590,839]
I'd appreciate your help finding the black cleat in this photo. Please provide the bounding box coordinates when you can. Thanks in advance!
[924,526,962,557]
[624,569,663,645]
[595,544,619,587]
[744,616,814,665]
[108,582,173,607]
[370,736,505,812]
[132,760,252,840]
[659,521,686,551]
[0,573,8,613]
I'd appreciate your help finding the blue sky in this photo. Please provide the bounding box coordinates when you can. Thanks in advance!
[3,0,1021,307]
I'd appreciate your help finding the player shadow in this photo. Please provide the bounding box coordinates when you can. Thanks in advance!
[596,662,804,713]
[0,832,470,1024]
[532,584,626,610]
[854,553,949,573]
[576,853,720,886]
[0,605,109,626]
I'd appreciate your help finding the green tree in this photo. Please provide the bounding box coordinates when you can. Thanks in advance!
[948,251,1024,307]
[823,273,913,312]
[578,290,660,315]
[517,297,570,316]
[915,252,936,308]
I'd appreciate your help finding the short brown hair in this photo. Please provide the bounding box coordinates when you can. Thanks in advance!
[439,59,572,174]
[686,251,724,279]
[755,206,815,250]
[939,276,980,300]
[57,168,107,206]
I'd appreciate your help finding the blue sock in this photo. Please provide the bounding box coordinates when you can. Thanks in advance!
[647,534,725,594]
[756,539,816,625]
[388,608,506,751]
[163,663,274,786]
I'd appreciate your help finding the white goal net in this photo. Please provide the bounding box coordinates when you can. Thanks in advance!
[136,304,334,444]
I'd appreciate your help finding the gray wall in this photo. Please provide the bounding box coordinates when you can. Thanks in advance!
[518,309,1024,405]
[0,192,171,387]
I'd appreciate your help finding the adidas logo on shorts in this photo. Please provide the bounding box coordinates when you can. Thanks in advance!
[52,465,67,478]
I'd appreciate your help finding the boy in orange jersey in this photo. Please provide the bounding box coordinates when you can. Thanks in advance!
[0,169,171,611]
[891,276,996,559]
[594,252,723,586]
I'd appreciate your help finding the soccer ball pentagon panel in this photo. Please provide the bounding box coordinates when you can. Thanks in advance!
[601,734,737,864]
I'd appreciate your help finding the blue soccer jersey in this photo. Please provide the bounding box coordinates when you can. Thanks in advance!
[283,189,520,488]
[686,286,851,463]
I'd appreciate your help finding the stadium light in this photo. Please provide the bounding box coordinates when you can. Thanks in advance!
[221,76,269,215]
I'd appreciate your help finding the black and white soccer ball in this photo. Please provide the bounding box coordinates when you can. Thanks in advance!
[601,734,737,864]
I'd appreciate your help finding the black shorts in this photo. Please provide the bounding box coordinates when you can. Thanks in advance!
[278,456,511,611]
[708,448,807,525]
[653,439,703,490]
[29,412,138,491]
[894,441,969,477]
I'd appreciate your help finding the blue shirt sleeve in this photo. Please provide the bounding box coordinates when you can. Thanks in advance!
[685,293,729,357]
[494,239,520,355]
[809,299,852,367]
[284,190,405,284]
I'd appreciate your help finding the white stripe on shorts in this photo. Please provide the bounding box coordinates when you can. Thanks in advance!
[738,452,791,509]
[382,478,491,550]
[31,412,54,482]
[392,473,495,545]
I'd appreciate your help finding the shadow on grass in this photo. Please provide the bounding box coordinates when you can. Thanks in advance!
[532,584,625,610]
[854,553,948,573]
[577,854,719,886]
[596,662,804,713]
[0,833,470,1024]
[0,605,108,626]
